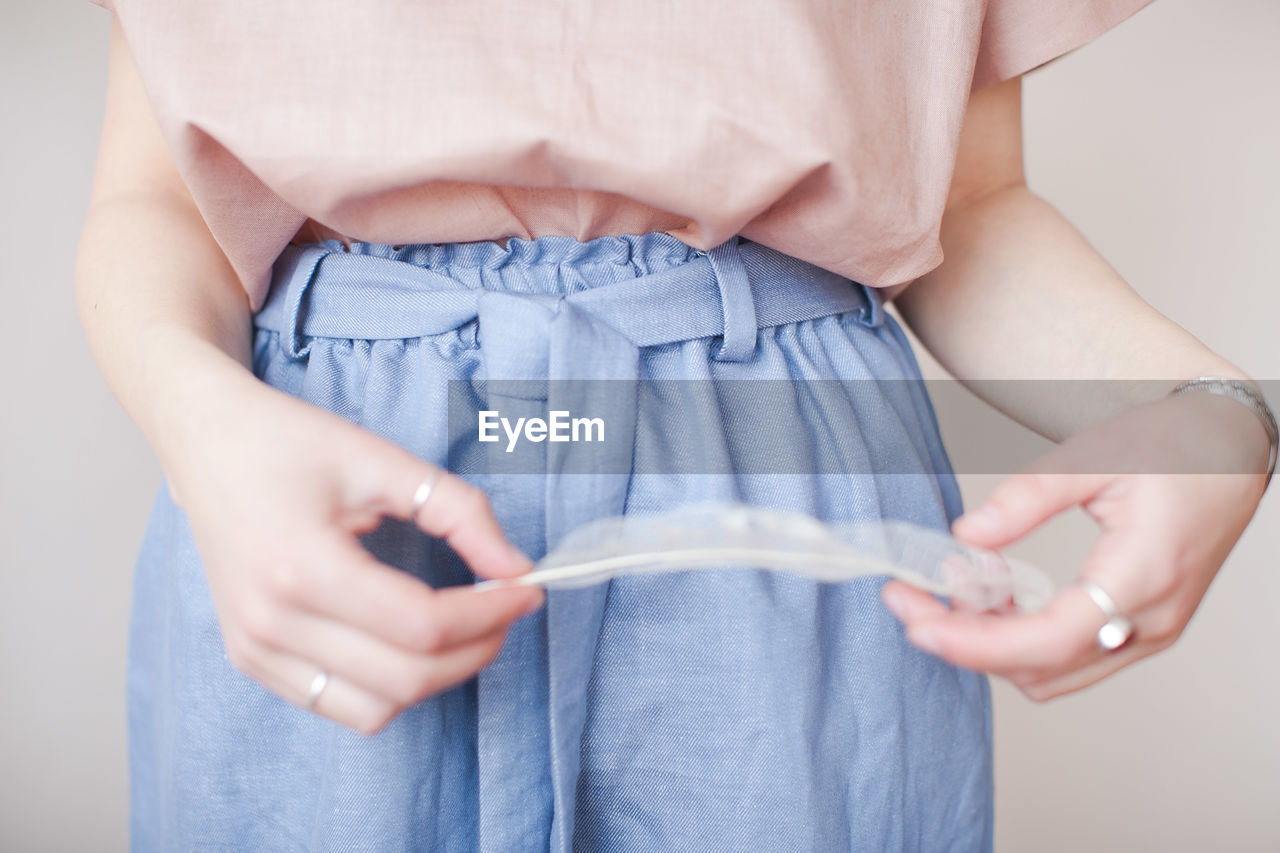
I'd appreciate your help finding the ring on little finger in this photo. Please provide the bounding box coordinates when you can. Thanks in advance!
[304,669,329,711]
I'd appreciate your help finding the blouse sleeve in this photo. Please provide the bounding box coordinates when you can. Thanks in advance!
[972,0,1157,91]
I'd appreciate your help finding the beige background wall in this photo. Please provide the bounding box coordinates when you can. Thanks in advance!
[3,0,1276,849]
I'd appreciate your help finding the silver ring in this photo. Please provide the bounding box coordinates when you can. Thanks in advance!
[1080,580,1134,652]
[304,670,329,710]
[411,467,441,518]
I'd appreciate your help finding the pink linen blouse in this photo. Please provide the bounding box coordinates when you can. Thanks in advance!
[85,0,1155,313]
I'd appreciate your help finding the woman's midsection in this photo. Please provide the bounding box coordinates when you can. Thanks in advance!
[289,183,703,250]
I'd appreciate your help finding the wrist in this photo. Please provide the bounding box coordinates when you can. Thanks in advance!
[136,323,262,493]
[1168,375,1277,488]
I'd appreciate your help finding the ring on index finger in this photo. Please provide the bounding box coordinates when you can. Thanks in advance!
[412,467,441,519]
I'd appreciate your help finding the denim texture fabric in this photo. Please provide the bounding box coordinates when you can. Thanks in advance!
[127,232,993,851]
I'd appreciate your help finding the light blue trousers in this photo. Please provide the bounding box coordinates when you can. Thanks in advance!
[128,232,993,851]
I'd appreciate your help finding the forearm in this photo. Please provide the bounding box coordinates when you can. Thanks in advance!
[894,184,1251,441]
[74,190,259,479]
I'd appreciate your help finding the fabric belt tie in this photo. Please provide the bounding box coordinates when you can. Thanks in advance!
[253,234,883,851]
[256,235,880,361]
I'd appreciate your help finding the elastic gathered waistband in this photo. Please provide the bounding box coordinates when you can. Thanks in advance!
[334,231,710,286]
[254,233,884,365]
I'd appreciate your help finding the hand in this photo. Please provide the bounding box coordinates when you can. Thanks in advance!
[881,390,1270,701]
[162,367,545,734]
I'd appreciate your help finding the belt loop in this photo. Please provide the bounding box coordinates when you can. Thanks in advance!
[857,282,885,328]
[280,247,330,360]
[706,235,758,362]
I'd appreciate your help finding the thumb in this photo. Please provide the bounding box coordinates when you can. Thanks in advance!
[952,469,1108,551]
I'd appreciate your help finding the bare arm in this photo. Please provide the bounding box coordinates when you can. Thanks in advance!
[75,18,541,733]
[894,76,1258,442]
[74,17,254,497]
[880,76,1270,701]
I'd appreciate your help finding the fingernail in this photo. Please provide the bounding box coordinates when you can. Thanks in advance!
[956,504,1000,532]
[882,587,907,620]
[508,543,534,570]
[907,625,941,654]
[521,589,546,615]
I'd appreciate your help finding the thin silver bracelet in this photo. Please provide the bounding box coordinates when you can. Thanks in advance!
[1168,375,1277,489]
